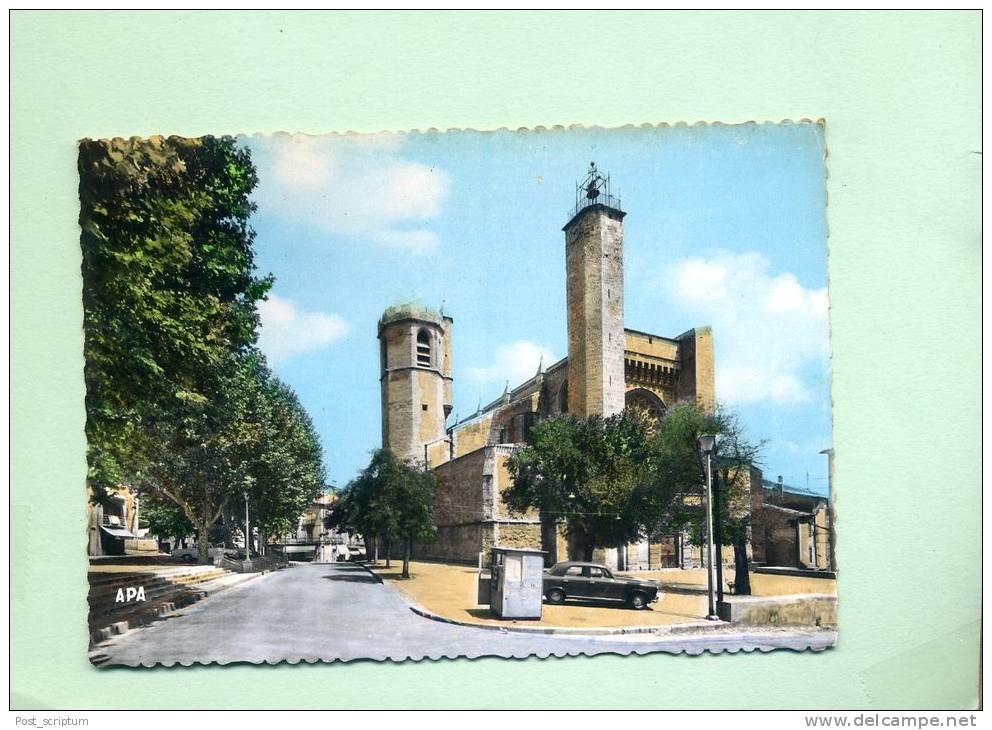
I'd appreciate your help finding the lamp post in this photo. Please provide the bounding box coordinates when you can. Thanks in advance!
[243,491,251,565]
[820,448,836,571]
[697,434,720,621]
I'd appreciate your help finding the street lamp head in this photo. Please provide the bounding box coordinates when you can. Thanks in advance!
[697,434,716,454]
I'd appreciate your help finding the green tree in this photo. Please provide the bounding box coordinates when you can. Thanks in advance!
[327,451,396,563]
[246,373,326,549]
[139,493,194,548]
[650,404,763,596]
[504,412,660,561]
[131,355,264,563]
[327,449,436,578]
[78,135,270,496]
[389,463,437,578]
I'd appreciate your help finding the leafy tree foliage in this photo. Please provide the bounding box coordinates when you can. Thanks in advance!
[506,404,763,594]
[505,412,662,561]
[246,372,326,544]
[78,135,271,492]
[139,493,194,548]
[79,137,326,563]
[649,404,764,595]
[327,449,436,578]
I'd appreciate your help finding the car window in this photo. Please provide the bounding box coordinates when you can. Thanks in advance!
[588,567,606,579]
[564,566,585,576]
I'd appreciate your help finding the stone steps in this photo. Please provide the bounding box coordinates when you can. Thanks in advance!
[88,563,251,645]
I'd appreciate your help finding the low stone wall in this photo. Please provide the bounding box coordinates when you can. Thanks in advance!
[496,522,541,550]
[717,594,837,628]
[416,523,488,564]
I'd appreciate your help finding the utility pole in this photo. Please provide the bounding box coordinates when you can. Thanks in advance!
[698,434,719,620]
[713,471,724,604]
[820,448,836,571]
[243,491,251,566]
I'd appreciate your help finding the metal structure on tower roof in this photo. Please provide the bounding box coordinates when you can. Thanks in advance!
[565,162,623,226]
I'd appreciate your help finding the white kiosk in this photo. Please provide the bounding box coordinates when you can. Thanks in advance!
[487,547,546,620]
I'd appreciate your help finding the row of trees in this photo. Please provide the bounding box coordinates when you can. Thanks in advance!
[505,404,761,595]
[325,450,436,578]
[327,402,760,593]
[80,136,325,562]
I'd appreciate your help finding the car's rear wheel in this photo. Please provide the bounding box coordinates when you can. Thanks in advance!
[546,587,565,605]
[181,554,195,563]
[628,591,648,610]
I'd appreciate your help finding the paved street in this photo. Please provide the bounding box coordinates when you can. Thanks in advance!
[90,562,836,666]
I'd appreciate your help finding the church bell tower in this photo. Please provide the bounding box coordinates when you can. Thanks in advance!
[563,163,626,418]
[378,304,453,465]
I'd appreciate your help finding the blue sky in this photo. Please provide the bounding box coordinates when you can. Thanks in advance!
[240,123,831,495]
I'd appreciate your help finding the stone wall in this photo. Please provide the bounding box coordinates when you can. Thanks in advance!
[416,523,487,564]
[420,445,543,563]
[450,412,494,458]
[676,326,715,413]
[718,594,837,629]
[495,522,541,550]
[431,448,488,527]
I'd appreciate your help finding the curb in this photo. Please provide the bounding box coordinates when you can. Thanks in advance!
[359,562,722,637]
[406,604,719,636]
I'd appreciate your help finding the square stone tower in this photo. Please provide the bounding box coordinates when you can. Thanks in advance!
[563,163,626,418]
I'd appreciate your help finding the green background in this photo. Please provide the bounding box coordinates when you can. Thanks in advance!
[10,11,981,709]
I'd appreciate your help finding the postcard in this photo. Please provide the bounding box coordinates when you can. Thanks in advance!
[82,123,836,666]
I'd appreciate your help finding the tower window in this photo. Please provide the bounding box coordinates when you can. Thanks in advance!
[422,404,429,411]
[416,329,432,367]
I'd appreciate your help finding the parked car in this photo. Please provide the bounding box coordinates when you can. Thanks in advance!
[346,545,367,562]
[171,544,223,563]
[542,561,661,610]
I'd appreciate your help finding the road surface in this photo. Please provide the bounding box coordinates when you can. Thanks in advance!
[90,562,836,666]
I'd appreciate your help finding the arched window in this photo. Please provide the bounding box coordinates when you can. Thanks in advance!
[625,388,666,434]
[416,329,432,367]
[556,380,569,414]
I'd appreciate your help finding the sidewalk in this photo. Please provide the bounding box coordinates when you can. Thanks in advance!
[622,568,836,597]
[368,560,709,630]
[368,560,836,633]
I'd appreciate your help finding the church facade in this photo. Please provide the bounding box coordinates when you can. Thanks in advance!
[377,165,716,570]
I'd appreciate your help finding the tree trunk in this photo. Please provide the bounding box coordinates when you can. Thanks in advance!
[713,483,724,602]
[715,542,725,603]
[540,515,557,567]
[567,530,594,562]
[373,536,379,563]
[733,536,751,595]
[197,524,211,565]
[402,537,412,578]
[221,509,233,549]
[385,539,391,567]
[363,535,374,563]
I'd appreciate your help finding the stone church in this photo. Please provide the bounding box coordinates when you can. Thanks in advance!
[377,164,715,570]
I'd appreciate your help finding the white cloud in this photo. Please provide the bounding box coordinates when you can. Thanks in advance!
[664,252,829,406]
[464,341,556,389]
[257,294,349,364]
[374,229,440,255]
[252,133,449,255]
